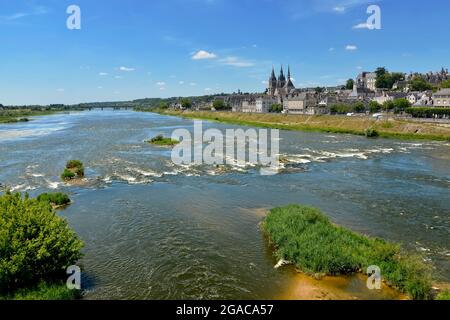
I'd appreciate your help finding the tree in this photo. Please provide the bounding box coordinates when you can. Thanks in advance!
[330,104,351,114]
[382,100,395,112]
[212,99,230,111]
[0,192,84,290]
[441,79,450,89]
[353,102,365,113]
[180,98,192,109]
[375,67,387,78]
[369,101,381,113]
[269,104,283,113]
[346,79,355,90]
[158,102,169,109]
[393,98,411,113]
[410,76,432,91]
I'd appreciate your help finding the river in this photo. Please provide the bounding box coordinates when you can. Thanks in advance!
[0,109,449,299]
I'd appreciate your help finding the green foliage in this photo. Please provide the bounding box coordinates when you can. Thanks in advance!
[346,79,354,90]
[0,192,84,292]
[147,135,179,146]
[212,99,230,111]
[262,205,433,300]
[365,128,379,138]
[369,101,381,113]
[61,169,76,181]
[330,103,351,114]
[375,67,404,89]
[158,102,169,110]
[441,79,450,89]
[61,160,84,181]
[180,98,192,109]
[383,100,395,111]
[353,102,365,113]
[3,281,80,300]
[436,290,450,300]
[406,107,450,118]
[37,193,71,207]
[410,76,433,91]
[393,98,411,113]
[269,104,283,113]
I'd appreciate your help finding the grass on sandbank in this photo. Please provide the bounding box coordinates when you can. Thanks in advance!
[146,134,180,146]
[262,205,433,300]
[159,110,450,142]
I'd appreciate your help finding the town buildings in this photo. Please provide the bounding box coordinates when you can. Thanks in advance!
[433,89,450,107]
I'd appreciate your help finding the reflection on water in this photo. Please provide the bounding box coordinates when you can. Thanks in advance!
[0,110,449,299]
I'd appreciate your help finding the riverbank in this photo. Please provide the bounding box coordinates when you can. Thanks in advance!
[0,109,61,124]
[156,110,450,141]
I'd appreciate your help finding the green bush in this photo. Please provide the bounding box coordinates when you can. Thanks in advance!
[406,107,450,118]
[436,290,450,300]
[262,205,433,299]
[365,128,379,138]
[61,169,76,181]
[0,192,84,292]
[61,160,84,181]
[37,193,71,207]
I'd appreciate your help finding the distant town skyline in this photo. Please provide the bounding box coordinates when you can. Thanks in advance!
[1,0,450,105]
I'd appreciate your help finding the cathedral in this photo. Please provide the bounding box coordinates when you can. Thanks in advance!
[267,65,295,97]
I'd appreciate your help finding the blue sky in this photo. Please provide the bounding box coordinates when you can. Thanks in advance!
[0,0,449,105]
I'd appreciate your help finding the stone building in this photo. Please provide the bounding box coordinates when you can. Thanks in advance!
[267,66,295,98]
[356,72,377,91]
[433,89,450,107]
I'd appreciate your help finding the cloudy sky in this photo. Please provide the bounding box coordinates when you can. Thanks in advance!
[0,0,449,105]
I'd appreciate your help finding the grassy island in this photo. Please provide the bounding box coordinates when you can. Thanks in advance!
[61,160,85,181]
[37,192,71,208]
[158,110,450,142]
[146,135,180,146]
[0,192,84,300]
[262,205,433,300]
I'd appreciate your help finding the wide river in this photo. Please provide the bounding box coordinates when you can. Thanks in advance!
[1,109,449,299]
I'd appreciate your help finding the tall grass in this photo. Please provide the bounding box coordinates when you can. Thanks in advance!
[262,205,433,300]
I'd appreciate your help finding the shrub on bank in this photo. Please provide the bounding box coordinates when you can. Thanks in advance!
[0,192,84,295]
[262,205,433,300]
[37,193,71,207]
[365,128,379,138]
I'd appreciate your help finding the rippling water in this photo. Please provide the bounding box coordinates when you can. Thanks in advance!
[1,110,449,299]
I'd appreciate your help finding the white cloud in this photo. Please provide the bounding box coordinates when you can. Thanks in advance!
[97,86,103,89]
[190,82,197,86]
[99,72,108,76]
[353,22,370,29]
[333,7,345,13]
[156,82,166,86]
[1,6,48,21]
[220,56,254,68]
[329,47,335,52]
[56,88,65,92]
[192,50,217,60]
[179,81,185,85]
[119,66,135,72]
[114,75,123,79]
[345,45,358,51]
[204,88,212,92]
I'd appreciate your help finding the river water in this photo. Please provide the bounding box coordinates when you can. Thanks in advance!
[0,110,449,299]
